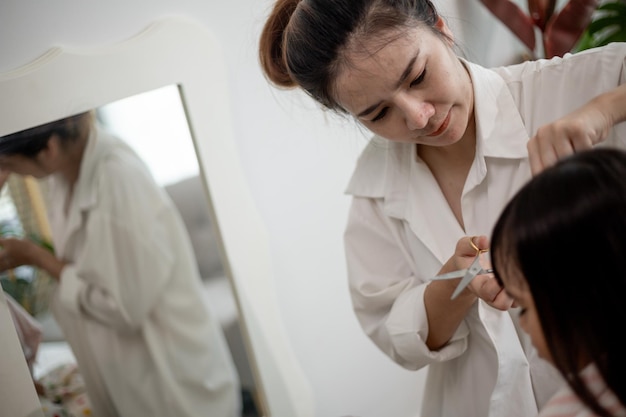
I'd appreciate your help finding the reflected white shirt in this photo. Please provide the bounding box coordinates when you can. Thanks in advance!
[46,128,240,417]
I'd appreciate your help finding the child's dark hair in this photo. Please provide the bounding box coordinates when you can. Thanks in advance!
[491,148,626,417]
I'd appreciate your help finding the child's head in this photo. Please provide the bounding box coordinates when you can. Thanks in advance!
[491,147,626,412]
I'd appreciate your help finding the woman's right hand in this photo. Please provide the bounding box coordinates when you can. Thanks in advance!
[425,235,513,349]
[454,235,514,311]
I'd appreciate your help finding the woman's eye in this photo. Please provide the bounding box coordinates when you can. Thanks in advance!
[409,68,426,88]
[371,107,388,122]
[369,68,426,123]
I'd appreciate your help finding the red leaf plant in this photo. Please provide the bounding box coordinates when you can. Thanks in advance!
[479,0,600,58]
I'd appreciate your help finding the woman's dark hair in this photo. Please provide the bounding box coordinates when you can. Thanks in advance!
[0,111,92,157]
[491,148,626,417]
[259,0,440,112]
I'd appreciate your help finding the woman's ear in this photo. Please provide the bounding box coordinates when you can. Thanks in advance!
[37,134,61,166]
[435,16,454,45]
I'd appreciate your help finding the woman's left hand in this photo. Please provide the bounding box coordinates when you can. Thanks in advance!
[527,84,626,175]
[527,104,610,175]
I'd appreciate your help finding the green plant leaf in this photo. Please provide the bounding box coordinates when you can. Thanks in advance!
[596,0,626,13]
[588,16,625,35]
[601,28,626,43]
[574,0,626,51]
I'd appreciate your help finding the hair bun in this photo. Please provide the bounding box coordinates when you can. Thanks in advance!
[259,0,301,88]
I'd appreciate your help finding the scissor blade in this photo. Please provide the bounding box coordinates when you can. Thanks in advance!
[431,270,467,280]
[450,256,483,300]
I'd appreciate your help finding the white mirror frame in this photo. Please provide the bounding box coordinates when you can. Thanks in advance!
[0,16,313,417]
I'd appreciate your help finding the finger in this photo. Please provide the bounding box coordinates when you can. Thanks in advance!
[570,134,594,152]
[462,236,480,258]
[527,137,543,175]
[528,134,558,175]
[553,138,575,160]
[536,139,559,172]
[477,275,500,301]
[457,236,477,257]
[489,288,515,311]
[471,235,489,252]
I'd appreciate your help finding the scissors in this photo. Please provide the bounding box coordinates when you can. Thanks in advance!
[430,250,493,300]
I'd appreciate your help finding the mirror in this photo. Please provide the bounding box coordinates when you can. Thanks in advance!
[0,84,260,416]
[0,17,313,417]
[98,85,261,416]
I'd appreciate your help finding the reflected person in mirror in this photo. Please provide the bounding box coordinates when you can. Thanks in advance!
[0,111,240,417]
[491,147,626,417]
[259,0,626,416]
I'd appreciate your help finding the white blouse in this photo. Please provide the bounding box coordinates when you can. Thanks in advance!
[344,43,626,417]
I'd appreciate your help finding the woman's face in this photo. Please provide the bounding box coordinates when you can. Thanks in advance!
[0,135,66,179]
[333,20,474,145]
[0,154,50,179]
[502,271,553,364]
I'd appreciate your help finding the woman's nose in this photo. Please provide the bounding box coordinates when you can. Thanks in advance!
[401,98,435,131]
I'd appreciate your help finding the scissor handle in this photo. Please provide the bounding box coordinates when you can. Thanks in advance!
[466,259,483,276]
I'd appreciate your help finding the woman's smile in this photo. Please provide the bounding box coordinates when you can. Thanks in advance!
[426,109,451,137]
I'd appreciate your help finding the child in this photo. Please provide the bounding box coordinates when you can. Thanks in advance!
[491,147,626,417]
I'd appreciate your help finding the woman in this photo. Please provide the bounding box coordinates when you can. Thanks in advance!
[491,147,626,417]
[259,1,626,416]
[0,112,240,417]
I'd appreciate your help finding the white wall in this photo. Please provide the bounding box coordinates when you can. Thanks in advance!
[0,1,525,416]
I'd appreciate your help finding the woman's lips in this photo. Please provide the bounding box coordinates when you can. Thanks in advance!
[427,110,451,137]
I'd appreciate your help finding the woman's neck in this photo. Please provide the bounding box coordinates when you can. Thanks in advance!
[416,116,477,231]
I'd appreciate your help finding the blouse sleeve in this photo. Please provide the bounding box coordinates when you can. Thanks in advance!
[55,149,179,333]
[501,42,626,141]
[57,206,175,333]
[344,196,470,370]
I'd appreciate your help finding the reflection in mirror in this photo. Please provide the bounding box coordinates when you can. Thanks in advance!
[0,85,261,417]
